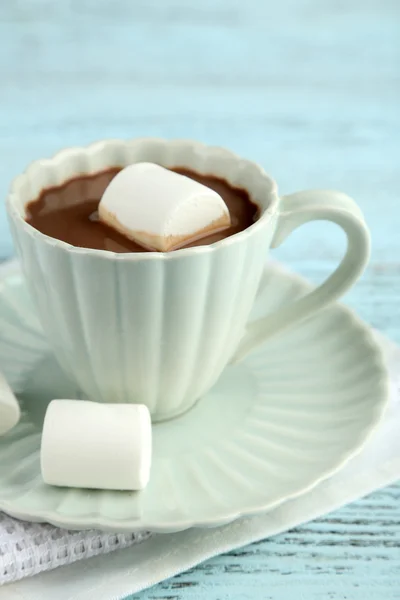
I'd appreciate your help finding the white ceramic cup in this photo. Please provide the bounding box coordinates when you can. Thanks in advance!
[6,139,370,421]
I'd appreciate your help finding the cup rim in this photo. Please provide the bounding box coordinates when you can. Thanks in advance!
[6,138,280,261]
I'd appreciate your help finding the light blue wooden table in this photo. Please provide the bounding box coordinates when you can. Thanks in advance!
[1,0,399,597]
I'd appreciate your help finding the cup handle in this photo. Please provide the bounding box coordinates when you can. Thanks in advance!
[233,189,370,363]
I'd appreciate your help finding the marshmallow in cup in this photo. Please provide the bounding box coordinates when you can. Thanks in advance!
[98,162,231,252]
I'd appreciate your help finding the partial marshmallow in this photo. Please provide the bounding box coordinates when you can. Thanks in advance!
[0,371,20,436]
[99,163,231,252]
[41,400,152,490]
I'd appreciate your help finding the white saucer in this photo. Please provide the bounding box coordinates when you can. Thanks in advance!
[0,262,389,532]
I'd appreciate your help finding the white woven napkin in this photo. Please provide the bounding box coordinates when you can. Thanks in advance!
[0,259,399,599]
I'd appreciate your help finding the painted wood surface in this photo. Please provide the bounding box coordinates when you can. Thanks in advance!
[0,0,399,598]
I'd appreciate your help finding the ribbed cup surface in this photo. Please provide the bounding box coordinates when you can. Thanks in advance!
[7,139,277,420]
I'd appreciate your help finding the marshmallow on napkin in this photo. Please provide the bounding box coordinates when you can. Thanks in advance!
[0,371,20,435]
[99,162,231,252]
[41,400,152,491]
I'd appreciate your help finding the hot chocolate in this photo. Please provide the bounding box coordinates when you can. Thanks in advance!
[25,167,259,253]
